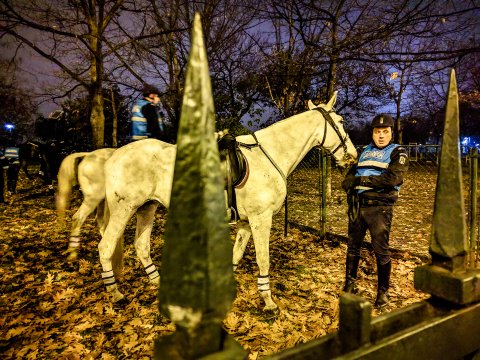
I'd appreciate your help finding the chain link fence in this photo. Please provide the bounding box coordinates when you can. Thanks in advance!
[276,145,480,268]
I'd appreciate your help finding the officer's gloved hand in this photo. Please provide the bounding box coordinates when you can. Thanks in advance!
[342,175,360,192]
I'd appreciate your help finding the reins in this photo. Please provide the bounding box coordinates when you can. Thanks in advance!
[347,192,360,222]
[236,106,350,188]
[314,107,350,159]
[237,133,287,186]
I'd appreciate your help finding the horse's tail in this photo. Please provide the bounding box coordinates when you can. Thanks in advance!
[55,152,91,230]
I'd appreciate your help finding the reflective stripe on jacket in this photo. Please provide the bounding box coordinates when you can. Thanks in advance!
[4,147,20,164]
[131,99,165,141]
[354,143,400,193]
[131,99,151,140]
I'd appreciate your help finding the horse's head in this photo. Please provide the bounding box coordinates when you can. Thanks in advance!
[308,92,357,168]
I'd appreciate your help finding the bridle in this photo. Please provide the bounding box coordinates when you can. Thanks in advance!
[315,107,350,160]
[236,106,352,189]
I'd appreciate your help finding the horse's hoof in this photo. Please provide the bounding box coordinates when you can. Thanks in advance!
[63,262,79,272]
[262,306,280,320]
[112,296,129,309]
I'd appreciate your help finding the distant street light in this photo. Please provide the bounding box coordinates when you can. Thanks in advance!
[4,123,15,133]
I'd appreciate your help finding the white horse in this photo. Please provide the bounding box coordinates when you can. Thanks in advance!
[56,148,116,260]
[99,92,357,310]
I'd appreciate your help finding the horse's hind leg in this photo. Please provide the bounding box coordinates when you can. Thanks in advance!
[65,199,101,260]
[249,212,278,311]
[232,221,252,271]
[134,201,160,285]
[21,160,33,180]
[98,208,133,303]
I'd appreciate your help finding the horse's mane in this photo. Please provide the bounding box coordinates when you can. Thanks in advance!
[260,104,327,130]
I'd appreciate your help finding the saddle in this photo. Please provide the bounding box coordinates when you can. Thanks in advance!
[217,132,248,223]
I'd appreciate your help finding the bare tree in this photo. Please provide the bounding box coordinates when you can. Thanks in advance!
[0,0,186,148]
[117,0,266,136]
[261,0,479,124]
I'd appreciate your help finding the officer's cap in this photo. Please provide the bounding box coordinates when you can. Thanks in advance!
[371,114,394,128]
[142,84,161,97]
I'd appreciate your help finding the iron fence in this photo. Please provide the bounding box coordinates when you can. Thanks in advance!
[282,145,480,267]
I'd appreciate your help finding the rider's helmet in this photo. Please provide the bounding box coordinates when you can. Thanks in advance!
[142,84,161,97]
[370,114,394,128]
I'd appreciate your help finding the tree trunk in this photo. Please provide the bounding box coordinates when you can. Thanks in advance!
[396,104,403,145]
[91,88,105,149]
[111,87,117,148]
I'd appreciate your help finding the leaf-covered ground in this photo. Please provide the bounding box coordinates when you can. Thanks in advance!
[0,165,455,359]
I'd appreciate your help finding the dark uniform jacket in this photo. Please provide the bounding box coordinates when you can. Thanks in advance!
[343,143,409,205]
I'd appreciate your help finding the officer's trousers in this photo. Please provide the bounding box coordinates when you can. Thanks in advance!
[347,205,394,265]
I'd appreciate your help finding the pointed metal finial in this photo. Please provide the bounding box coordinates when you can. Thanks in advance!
[429,68,468,268]
[414,69,480,305]
[155,13,243,359]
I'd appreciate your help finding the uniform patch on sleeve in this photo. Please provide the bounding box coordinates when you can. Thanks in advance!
[399,155,407,165]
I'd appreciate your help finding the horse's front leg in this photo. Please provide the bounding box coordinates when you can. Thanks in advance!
[232,220,252,271]
[134,201,160,286]
[95,200,107,236]
[249,212,278,311]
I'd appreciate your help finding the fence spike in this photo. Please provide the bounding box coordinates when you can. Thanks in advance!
[414,69,480,305]
[429,68,468,268]
[155,13,243,359]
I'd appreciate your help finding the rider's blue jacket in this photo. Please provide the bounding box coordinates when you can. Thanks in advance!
[348,143,409,204]
[4,147,20,165]
[131,99,164,141]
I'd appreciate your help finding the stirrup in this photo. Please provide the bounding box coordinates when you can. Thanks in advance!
[228,207,238,225]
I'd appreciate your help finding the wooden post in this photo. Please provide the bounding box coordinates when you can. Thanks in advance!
[414,69,480,304]
[319,149,327,239]
[338,294,372,351]
[469,147,478,268]
[154,13,246,360]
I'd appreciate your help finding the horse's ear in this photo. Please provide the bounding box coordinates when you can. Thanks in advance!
[307,100,316,110]
[325,91,338,111]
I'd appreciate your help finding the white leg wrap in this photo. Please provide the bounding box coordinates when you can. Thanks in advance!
[145,263,160,281]
[257,275,270,292]
[102,270,116,287]
[69,236,81,248]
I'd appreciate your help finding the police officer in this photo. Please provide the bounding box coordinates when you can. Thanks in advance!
[4,145,21,194]
[131,85,165,141]
[0,147,7,203]
[341,114,409,308]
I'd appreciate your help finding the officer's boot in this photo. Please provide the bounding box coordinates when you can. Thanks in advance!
[343,253,360,293]
[375,260,391,308]
[7,179,16,194]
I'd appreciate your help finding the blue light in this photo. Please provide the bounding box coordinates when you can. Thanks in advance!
[4,123,15,131]
[461,136,470,145]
